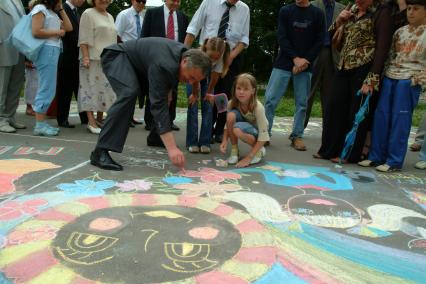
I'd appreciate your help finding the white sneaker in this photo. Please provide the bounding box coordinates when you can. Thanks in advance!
[0,124,16,133]
[200,145,211,153]
[188,146,199,153]
[228,147,239,164]
[250,147,266,164]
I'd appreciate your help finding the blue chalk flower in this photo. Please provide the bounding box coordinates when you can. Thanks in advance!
[56,179,116,196]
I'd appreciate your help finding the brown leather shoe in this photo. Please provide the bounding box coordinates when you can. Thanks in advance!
[291,138,306,151]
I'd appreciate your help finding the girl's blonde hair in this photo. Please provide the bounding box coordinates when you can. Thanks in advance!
[229,73,258,112]
[201,37,230,77]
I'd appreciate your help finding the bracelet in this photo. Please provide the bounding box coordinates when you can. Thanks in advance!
[57,8,64,12]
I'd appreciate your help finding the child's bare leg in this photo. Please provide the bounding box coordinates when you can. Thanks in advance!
[226,112,238,145]
[233,128,256,146]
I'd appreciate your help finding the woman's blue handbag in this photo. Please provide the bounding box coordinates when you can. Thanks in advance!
[8,14,46,61]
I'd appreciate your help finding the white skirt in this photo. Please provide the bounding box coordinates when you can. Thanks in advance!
[78,59,116,112]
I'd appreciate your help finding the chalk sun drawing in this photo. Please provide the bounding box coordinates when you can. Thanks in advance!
[0,194,276,283]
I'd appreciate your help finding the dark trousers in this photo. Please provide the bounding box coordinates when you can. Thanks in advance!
[96,50,141,152]
[304,47,335,128]
[212,54,242,138]
[318,63,376,162]
[56,53,88,124]
[144,86,177,128]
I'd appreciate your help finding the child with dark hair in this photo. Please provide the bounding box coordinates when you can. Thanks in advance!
[359,0,426,172]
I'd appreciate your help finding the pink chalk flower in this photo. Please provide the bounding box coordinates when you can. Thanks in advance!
[179,167,242,183]
[7,225,58,245]
[116,179,152,192]
[0,199,48,221]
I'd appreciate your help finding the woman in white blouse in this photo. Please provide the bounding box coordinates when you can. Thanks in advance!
[31,0,72,136]
[78,0,117,134]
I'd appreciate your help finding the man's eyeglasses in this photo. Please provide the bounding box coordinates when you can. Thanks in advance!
[136,0,146,3]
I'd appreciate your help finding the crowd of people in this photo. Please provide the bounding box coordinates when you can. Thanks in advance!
[0,0,425,171]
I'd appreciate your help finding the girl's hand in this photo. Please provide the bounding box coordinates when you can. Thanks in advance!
[82,57,90,69]
[236,157,251,168]
[220,142,227,154]
[204,94,215,105]
[57,29,65,37]
[188,94,198,106]
[360,83,373,95]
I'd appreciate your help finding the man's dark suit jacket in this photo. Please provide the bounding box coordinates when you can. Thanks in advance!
[140,5,188,43]
[61,3,79,62]
[139,5,188,120]
[102,38,187,135]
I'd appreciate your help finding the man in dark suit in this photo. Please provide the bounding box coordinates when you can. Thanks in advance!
[140,0,189,134]
[90,38,211,171]
[56,0,88,128]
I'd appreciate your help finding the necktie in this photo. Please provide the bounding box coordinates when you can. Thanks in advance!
[135,14,141,37]
[72,8,78,20]
[167,11,175,40]
[218,2,233,39]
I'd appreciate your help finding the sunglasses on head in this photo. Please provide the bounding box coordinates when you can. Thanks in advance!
[136,0,146,3]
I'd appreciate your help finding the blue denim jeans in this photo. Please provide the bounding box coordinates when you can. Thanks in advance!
[229,109,259,138]
[186,79,212,147]
[264,68,311,139]
[33,45,60,113]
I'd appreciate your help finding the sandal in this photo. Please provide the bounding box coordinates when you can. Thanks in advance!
[360,144,370,160]
[410,143,422,152]
[313,153,324,159]
[330,157,347,164]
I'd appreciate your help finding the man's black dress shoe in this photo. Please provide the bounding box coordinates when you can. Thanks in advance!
[58,121,75,128]
[145,124,152,131]
[132,118,143,125]
[90,148,123,171]
[129,121,135,128]
[171,123,180,131]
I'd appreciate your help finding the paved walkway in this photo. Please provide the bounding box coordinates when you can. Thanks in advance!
[0,103,425,283]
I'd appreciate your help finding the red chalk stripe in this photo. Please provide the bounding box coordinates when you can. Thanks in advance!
[79,197,110,210]
[177,195,200,207]
[132,194,157,206]
[195,270,248,284]
[36,208,77,222]
[3,248,58,283]
[212,204,234,216]
[235,246,277,266]
[236,219,266,234]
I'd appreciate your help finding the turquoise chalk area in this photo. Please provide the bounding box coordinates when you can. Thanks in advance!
[254,263,306,284]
